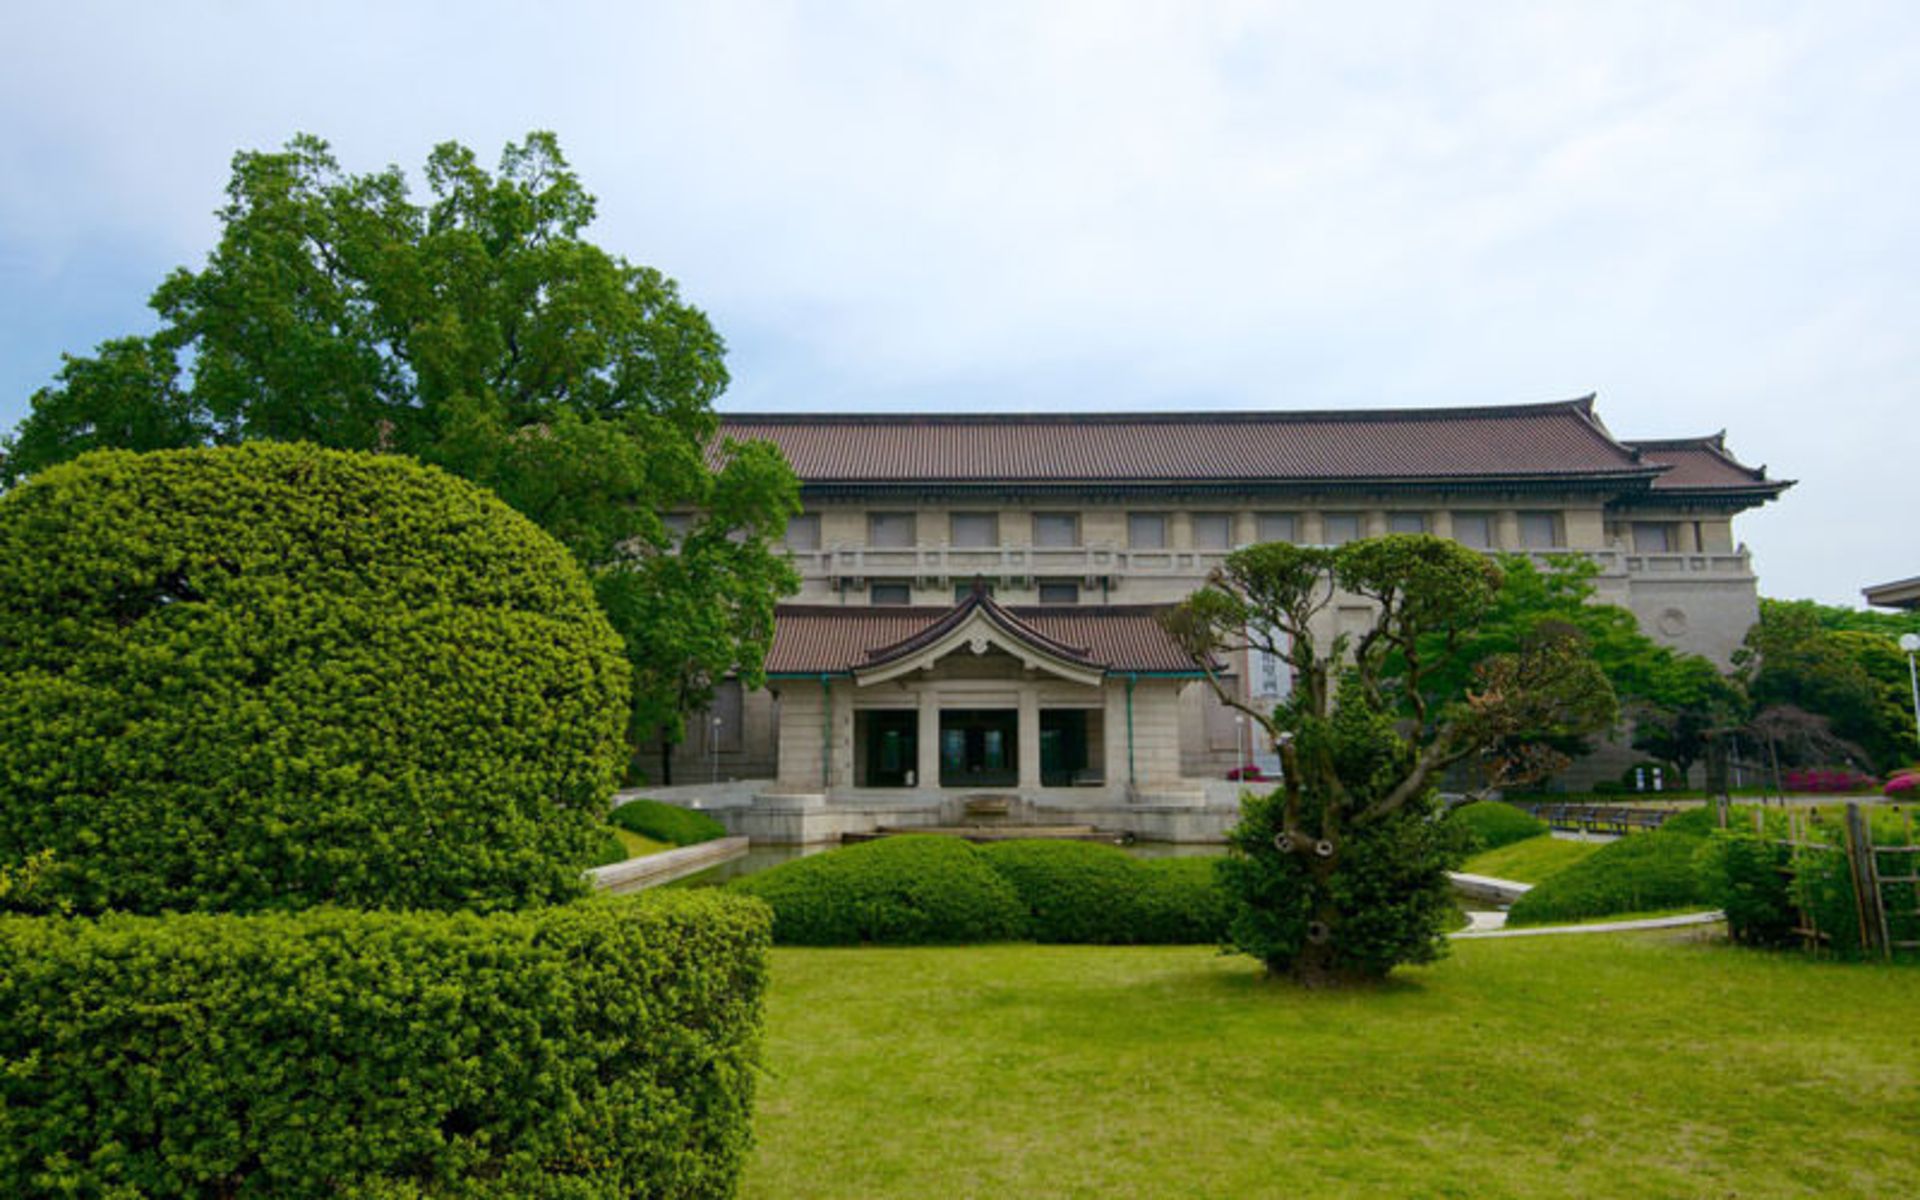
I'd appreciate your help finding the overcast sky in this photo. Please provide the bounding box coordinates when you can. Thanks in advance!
[2,2,1914,606]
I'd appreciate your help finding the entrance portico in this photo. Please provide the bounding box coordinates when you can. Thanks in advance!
[762,591,1210,817]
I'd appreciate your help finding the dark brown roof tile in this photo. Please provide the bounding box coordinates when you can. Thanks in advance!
[765,602,1200,676]
[720,397,1657,485]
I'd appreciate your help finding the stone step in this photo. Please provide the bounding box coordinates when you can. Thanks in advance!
[848,824,1116,843]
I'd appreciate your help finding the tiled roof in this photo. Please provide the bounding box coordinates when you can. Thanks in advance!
[765,601,1202,676]
[1625,435,1788,494]
[860,588,1096,670]
[719,397,1660,485]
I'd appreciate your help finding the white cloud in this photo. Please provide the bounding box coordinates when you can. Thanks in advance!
[2,0,1916,603]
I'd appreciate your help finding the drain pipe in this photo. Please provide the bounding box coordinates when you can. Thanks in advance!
[820,674,833,790]
[1125,672,1138,791]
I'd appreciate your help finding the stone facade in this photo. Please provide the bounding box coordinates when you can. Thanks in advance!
[657,399,1787,841]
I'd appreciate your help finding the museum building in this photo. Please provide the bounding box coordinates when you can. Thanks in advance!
[670,396,1788,843]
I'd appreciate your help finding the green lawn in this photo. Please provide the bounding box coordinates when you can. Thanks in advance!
[743,934,1919,1198]
[1461,834,1605,883]
[610,827,671,859]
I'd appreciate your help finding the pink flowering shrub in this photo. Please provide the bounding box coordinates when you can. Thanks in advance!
[1781,768,1879,794]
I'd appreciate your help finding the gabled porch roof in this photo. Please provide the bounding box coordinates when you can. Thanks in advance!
[764,592,1205,682]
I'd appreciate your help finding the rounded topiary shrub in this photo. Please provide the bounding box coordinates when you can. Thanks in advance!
[731,835,1029,945]
[1447,800,1548,852]
[1136,856,1236,944]
[979,840,1232,944]
[612,797,729,846]
[980,840,1148,943]
[1658,804,1725,838]
[0,444,630,914]
[1506,829,1708,926]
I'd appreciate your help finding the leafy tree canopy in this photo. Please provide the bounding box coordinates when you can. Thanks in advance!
[1768,596,1920,641]
[2,133,799,762]
[1738,599,1915,771]
[1163,536,1616,985]
[1413,554,1742,782]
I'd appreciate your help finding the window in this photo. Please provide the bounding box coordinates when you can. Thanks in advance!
[1452,513,1493,549]
[1388,512,1428,535]
[1518,511,1560,549]
[1129,512,1168,549]
[1633,522,1673,553]
[870,581,912,605]
[950,512,999,547]
[1256,512,1297,544]
[1032,512,1080,547]
[1038,581,1079,605]
[785,513,820,550]
[1322,513,1361,545]
[953,581,997,601]
[868,512,915,548]
[1191,512,1234,549]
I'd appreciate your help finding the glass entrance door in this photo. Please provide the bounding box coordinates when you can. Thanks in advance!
[856,709,919,788]
[938,709,1018,787]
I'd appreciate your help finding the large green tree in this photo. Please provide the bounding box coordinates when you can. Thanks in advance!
[2,134,799,773]
[1737,599,1914,771]
[1164,536,1615,986]
[1417,554,1743,785]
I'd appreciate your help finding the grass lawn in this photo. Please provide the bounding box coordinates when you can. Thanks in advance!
[743,933,1919,1198]
[1461,834,1605,883]
[610,827,671,859]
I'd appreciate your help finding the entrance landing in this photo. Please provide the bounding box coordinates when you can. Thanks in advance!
[844,824,1120,844]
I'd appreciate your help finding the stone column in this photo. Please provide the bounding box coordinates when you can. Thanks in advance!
[1017,685,1042,791]
[916,687,941,792]
[1103,680,1132,800]
[1496,510,1521,550]
[828,691,854,794]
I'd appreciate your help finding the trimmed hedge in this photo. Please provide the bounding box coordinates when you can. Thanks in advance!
[588,828,632,868]
[1137,857,1237,944]
[1506,829,1709,926]
[612,798,729,846]
[733,837,1234,947]
[731,836,1028,945]
[1447,800,1548,852]
[0,891,771,1198]
[979,841,1232,944]
[0,444,630,915]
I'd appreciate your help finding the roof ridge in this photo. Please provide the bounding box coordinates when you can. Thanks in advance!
[720,395,1601,427]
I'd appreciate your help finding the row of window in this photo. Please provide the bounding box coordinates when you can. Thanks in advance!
[870,580,1079,606]
[786,510,1568,551]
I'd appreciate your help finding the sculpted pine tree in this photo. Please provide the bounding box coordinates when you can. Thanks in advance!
[1163,535,1616,987]
[2,133,799,776]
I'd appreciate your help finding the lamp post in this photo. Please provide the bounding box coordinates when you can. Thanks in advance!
[1900,633,1920,758]
[711,714,723,784]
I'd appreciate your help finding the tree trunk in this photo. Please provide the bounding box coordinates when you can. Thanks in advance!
[659,728,674,787]
[1277,868,1373,989]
